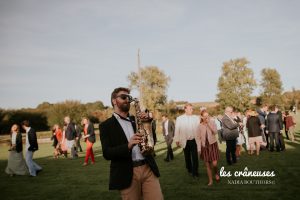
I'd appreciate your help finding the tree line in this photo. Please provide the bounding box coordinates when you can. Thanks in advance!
[216,57,297,112]
[0,101,111,134]
[0,59,299,134]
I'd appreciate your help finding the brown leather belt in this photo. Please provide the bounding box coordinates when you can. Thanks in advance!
[132,160,146,167]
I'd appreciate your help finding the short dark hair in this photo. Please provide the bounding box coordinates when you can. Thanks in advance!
[21,120,30,127]
[285,110,289,116]
[184,103,193,109]
[162,114,168,118]
[269,105,276,111]
[111,87,130,107]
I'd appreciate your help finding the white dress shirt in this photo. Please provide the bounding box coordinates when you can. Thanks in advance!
[215,118,222,131]
[25,127,31,150]
[113,113,145,161]
[164,120,169,136]
[11,132,17,145]
[174,114,200,148]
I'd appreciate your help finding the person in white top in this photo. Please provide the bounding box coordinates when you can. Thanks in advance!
[5,124,28,176]
[174,103,200,178]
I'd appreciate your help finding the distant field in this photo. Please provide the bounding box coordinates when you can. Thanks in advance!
[1,113,300,200]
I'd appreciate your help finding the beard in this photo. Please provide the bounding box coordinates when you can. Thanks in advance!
[118,101,130,112]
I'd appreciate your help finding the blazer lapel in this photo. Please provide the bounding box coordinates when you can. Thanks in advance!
[111,115,130,142]
[168,120,172,132]
[129,116,137,133]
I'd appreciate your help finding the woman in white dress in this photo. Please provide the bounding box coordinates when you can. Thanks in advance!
[234,112,245,158]
[5,124,28,176]
[243,110,251,154]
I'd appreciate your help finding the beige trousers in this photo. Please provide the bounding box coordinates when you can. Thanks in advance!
[120,164,163,200]
[288,126,295,141]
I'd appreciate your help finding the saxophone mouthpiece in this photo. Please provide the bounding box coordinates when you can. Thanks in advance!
[130,97,139,103]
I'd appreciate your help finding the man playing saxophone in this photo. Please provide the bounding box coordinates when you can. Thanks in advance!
[100,87,163,200]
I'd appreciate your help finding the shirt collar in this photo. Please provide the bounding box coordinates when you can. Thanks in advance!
[225,113,232,119]
[113,112,132,122]
[25,127,31,133]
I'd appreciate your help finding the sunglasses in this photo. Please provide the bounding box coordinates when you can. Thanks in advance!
[116,94,132,101]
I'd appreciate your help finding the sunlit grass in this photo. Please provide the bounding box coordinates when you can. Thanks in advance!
[1,113,300,200]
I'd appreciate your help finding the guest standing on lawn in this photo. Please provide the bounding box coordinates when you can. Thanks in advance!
[246,111,263,155]
[266,105,283,152]
[285,110,296,142]
[174,103,200,178]
[242,110,251,153]
[82,117,96,166]
[222,106,240,165]
[64,116,77,159]
[195,110,220,186]
[162,114,175,162]
[22,120,42,177]
[5,124,28,176]
[52,124,62,158]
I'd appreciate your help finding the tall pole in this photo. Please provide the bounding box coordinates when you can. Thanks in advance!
[137,49,144,109]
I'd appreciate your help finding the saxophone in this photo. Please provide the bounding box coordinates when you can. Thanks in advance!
[131,98,154,156]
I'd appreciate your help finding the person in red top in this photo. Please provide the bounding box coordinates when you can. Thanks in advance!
[82,117,96,166]
[284,111,296,142]
[55,125,62,142]
[52,124,63,158]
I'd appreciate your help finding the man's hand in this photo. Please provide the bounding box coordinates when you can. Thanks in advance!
[138,112,151,120]
[128,134,142,150]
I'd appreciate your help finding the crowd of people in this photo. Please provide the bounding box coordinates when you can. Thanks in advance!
[5,120,42,177]
[5,116,97,177]
[164,103,297,187]
[4,86,297,200]
[51,116,96,166]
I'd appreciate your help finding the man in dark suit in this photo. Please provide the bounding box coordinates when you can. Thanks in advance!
[162,114,175,162]
[266,105,283,152]
[64,116,77,159]
[22,120,42,177]
[100,87,163,200]
[150,113,157,146]
[221,106,240,165]
[257,104,268,148]
[276,107,286,151]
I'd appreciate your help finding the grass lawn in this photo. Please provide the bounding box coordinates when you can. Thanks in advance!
[1,114,300,200]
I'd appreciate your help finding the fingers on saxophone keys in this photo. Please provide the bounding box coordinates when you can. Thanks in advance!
[132,135,142,144]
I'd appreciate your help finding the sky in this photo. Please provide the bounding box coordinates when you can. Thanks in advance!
[0,0,300,109]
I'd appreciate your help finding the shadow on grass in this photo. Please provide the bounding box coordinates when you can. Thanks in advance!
[0,150,120,200]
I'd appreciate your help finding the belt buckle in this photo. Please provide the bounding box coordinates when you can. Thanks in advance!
[133,160,146,167]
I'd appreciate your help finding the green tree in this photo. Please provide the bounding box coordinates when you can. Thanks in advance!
[36,102,52,110]
[85,101,105,112]
[128,66,170,111]
[260,68,284,106]
[47,100,87,127]
[216,58,256,111]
